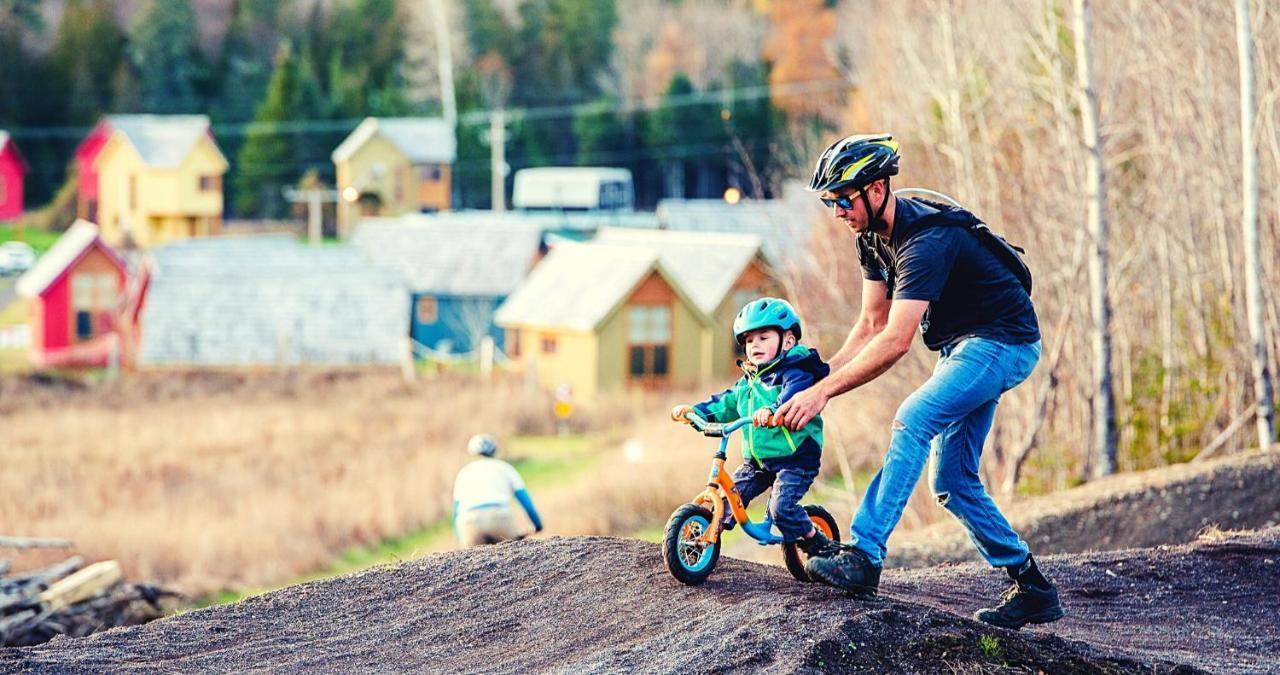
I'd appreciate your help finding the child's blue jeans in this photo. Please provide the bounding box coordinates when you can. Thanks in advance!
[729,460,819,542]
[850,337,1042,568]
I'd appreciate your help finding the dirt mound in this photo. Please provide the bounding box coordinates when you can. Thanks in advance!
[5,528,1278,674]
[890,451,1280,568]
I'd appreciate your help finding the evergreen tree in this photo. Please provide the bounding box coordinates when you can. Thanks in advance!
[572,98,632,166]
[129,0,207,113]
[326,0,409,117]
[234,43,325,217]
[50,0,128,124]
[451,70,493,210]
[213,0,281,124]
[721,60,781,198]
[645,73,727,199]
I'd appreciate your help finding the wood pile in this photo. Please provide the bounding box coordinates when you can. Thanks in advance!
[0,537,180,647]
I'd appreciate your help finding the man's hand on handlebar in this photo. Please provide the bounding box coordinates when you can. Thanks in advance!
[777,387,830,431]
[671,404,694,423]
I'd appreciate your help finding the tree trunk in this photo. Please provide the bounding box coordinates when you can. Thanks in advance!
[1235,0,1276,450]
[1073,0,1117,476]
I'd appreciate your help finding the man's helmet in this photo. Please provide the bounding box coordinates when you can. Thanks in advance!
[733,297,801,345]
[467,434,498,457]
[807,134,900,194]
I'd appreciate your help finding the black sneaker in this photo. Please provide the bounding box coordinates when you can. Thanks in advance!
[974,580,1065,629]
[796,530,844,559]
[805,546,881,599]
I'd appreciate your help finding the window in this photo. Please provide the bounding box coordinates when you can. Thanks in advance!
[416,296,438,324]
[627,305,672,380]
[72,273,116,310]
[71,273,117,341]
[198,175,221,192]
[76,311,93,340]
[730,289,757,358]
[419,164,442,182]
[509,329,521,358]
[541,334,557,354]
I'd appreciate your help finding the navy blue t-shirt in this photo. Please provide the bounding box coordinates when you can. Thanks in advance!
[856,197,1040,351]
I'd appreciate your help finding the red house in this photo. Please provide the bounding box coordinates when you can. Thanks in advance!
[74,120,112,222]
[15,220,128,367]
[0,131,26,221]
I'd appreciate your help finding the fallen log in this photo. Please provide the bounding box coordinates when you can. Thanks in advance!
[39,561,123,613]
[0,537,73,550]
[1,552,179,647]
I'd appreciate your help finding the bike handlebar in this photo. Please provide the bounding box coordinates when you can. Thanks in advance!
[683,412,754,437]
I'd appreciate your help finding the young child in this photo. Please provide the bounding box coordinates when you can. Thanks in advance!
[671,297,840,557]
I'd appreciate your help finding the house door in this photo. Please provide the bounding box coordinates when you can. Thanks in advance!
[626,304,672,388]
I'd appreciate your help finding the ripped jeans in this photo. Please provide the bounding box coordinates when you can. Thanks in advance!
[849,337,1042,568]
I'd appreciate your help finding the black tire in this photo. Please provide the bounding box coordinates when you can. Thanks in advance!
[782,504,842,582]
[662,504,722,585]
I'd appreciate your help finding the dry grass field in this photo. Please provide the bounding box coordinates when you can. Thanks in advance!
[0,371,658,596]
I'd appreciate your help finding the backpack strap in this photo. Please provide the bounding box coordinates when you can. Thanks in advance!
[915,202,1034,295]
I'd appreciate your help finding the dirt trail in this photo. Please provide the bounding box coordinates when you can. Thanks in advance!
[888,450,1280,568]
[3,527,1277,674]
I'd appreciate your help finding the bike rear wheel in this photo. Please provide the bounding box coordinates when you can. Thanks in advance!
[782,504,842,582]
[662,504,722,585]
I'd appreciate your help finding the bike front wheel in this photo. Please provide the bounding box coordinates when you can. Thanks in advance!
[662,503,721,585]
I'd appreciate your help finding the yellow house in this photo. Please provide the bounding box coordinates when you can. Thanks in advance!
[593,227,783,380]
[494,241,713,399]
[94,115,227,248]
[331,117,456,237]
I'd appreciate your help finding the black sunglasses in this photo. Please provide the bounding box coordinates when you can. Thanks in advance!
[820,192,862,209]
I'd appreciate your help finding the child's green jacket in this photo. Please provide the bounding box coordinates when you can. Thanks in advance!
[691,345,829,466]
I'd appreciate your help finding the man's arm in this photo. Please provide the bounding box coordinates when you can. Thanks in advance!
[827,279,892,372]
[819,298,926,398]
[777,298,928,430]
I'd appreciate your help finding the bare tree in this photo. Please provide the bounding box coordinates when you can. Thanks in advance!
[1235,0,1276,450]
[1072,0,1117,477]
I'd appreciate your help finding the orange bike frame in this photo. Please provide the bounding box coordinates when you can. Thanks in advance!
[690,457,748,546]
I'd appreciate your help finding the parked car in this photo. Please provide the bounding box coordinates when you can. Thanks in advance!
[0,241,36,276]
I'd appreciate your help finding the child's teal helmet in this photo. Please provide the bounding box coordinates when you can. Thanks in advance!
[733,297,802,345]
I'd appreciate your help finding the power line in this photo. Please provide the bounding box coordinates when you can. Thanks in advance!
[4,77,851,140]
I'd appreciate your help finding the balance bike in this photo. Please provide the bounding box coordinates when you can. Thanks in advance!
[662,412,840,585]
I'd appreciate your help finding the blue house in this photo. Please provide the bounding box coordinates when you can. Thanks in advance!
[351,214,545,356]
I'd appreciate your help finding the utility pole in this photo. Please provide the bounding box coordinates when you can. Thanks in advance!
[1073,0,1116,477]
[1235,0,1275,449]
[282,186,338,244]
[490,109,506,212]
[428,0,457,127]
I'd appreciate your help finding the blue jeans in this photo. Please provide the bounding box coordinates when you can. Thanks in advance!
[729,460,820,541]
[850,337,1042,568]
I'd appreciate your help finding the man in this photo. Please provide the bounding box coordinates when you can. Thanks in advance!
[775,134,1064,630]
[452,434,544,547]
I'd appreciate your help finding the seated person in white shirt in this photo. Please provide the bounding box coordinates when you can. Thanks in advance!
[452,434,544,547]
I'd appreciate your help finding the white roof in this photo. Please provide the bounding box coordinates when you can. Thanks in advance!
[331,117,457,164]
[512,167,633,210]
[105,115,222,169]
[495,242,665,331]
[656,197,819,266]
[450,208,658,232]
[139,236,409,366]
[350,214,543,296]
[593,228,764,315]
[16,220,120,298]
